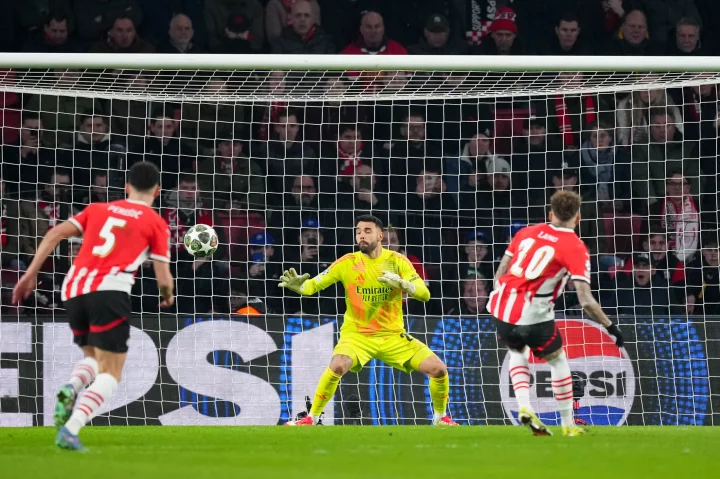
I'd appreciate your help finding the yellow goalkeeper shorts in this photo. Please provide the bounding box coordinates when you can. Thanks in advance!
[333,331,436,373]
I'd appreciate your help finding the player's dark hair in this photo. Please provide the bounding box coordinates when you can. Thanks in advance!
[128,161,159,192]
[356,214,383,229]
[550,190,581,222]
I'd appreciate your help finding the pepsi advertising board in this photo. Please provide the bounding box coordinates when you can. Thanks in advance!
[0,315,717,426]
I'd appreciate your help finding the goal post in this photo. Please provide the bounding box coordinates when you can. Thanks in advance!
[0,53,717,427]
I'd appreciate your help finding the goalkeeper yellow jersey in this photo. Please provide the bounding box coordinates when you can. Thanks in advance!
[299,248,430,335]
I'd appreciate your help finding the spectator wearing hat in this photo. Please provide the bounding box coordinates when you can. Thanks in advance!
[89,14,155,53]
[448,125,494,201]
[208,12,259,53]
[285,218,340,315]
[272,0,335,54]
[602,253,671,317]
[472,7,525,55]
[604,9,664,56]
[205,0,264,52]
[342,10,407,55]
[244,234,284,313]
[408,13,467,55]
[537,11,591,55]
[463,231,495,282]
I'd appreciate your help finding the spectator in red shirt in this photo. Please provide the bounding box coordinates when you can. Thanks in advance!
[342,11,407,55]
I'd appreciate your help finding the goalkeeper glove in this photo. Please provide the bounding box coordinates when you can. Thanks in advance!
[378,270,416,295]
[605,322,624,347]
[279,268,310,294]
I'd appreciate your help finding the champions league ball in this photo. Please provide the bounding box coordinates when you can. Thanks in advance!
[183,224,219,258]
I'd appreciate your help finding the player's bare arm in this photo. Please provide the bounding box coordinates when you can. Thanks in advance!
[573,280,624,346]
[153,259,175,308]
[12,220,81,304]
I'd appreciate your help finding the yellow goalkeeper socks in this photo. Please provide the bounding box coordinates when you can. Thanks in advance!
[309,367,342,417]
[429,373,450,416]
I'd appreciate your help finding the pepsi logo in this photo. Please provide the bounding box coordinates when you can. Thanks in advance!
[500,318,635,426]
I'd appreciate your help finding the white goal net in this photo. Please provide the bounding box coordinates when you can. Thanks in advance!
[0,54,718,427]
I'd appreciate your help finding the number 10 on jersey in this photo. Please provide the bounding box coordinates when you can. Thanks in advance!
[509,238,556,280]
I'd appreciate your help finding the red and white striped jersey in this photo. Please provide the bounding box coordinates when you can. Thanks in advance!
[61,199,171,301]
[487,223,590,325]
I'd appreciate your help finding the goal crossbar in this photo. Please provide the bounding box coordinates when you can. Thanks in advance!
[2,54,720,102]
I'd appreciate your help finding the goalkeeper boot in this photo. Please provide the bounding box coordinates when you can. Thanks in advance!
[518,408,552,436]
[433,415,459,426]
[285,415,315,426]
[55,426,86,452]
[562,425,586,437]
[54,384,77,428]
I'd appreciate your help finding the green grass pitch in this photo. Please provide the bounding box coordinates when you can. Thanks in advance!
[1,426,717,479]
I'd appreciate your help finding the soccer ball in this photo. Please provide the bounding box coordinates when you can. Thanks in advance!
[183,224,219,258]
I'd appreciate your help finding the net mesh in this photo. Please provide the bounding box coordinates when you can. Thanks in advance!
[0,63,717,426]
[5,68,720,101]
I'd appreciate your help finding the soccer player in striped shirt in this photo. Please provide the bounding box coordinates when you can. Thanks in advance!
[280,214,457,426]
[12,162,174,450]
[488,190,624,436]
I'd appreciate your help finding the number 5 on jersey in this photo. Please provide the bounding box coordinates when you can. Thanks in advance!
[509,238,556,280]
[92,217,127,257]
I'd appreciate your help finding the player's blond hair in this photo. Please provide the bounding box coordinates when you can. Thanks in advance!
[550,190,581,222]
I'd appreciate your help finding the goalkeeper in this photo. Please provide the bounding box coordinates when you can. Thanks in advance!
[281,215,457,426]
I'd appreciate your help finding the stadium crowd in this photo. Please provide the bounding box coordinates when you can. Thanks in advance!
[2,0,720,318]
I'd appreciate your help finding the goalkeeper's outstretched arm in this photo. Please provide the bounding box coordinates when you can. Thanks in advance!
[279,267,340,296]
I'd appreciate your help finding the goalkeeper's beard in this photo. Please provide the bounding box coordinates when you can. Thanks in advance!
[358,240,378,255]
